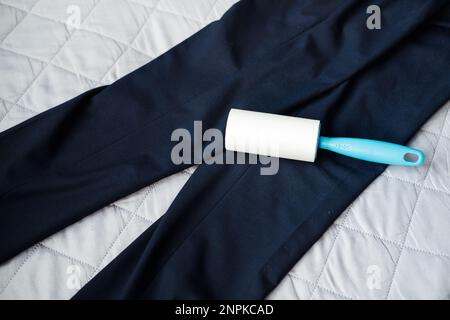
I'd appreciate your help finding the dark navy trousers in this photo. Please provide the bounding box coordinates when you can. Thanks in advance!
[0,0,449,299]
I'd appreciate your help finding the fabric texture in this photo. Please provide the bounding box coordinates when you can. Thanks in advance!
[0,0,449,299]
[268,100,450,300]
[0,0,228,299]
[1,0,450,300]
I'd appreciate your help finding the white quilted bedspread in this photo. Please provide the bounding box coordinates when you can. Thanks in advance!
[0,0,449,300]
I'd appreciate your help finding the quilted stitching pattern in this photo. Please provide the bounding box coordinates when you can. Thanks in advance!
[268,101,450,300]
[0,0,235,299]
[0,0,237,129]
[0,0,449,300]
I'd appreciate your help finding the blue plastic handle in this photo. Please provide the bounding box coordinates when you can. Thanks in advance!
[319,137,425,166]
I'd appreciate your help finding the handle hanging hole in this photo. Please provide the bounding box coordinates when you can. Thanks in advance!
[404,153,419,163]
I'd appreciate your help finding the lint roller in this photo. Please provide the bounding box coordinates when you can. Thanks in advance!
[225,109,425,166]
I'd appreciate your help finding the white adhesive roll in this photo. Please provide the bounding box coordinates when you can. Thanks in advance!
[225,109,321,162]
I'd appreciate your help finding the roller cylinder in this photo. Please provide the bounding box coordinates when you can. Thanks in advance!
[225,109,321,162]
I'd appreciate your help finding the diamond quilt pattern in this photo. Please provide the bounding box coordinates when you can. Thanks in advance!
[0,0,235,299]
[269,101,450,300]
[0,0,449,300]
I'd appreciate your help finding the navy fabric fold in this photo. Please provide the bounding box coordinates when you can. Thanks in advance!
[1,0,449,299]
